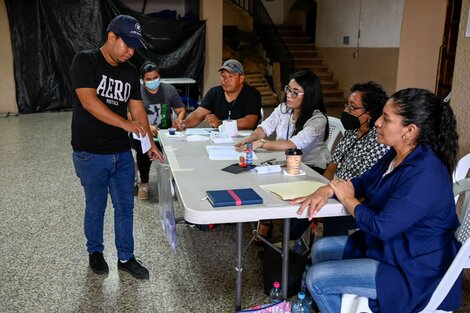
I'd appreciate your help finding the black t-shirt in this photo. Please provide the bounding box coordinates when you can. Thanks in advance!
[200,84,261,127]
[70,49,141,154]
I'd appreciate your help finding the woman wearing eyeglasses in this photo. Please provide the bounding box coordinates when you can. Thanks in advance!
[320,82,389,238]
[293,88,461,313]
[235,70,331,173]
[324,82,389,182]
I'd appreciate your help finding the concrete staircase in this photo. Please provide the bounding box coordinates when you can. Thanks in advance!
[244,73,278,107]
[277,25,345,109]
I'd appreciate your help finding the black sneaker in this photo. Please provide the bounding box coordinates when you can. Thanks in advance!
[89,252,109,275]
[118,257,149,279]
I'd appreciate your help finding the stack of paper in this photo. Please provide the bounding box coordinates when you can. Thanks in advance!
[210,131,233,144]
[260,180,326,200]
[185,128,216,135]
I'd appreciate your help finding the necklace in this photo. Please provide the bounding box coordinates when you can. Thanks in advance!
[225,90,240,120]
[227,98,237,120]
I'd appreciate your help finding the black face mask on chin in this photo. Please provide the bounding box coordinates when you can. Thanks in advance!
[340,111,366,130]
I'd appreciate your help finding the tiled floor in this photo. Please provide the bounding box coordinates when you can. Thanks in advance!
[0,111,469,313]
[0,112,269,312]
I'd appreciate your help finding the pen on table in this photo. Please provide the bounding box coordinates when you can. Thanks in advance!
[201,196,208,201]
[261,158,276,165]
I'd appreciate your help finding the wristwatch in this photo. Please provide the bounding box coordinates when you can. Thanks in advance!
[258,138,266,148]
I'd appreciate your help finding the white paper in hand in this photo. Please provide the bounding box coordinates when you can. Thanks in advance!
[132,132,151,154]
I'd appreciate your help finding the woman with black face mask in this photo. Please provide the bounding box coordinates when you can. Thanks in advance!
[271,82,390,242]
[325,82,389,181]
[293,88,461,313]
[319,81,389,237]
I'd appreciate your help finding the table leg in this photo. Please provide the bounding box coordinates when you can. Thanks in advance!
[282,218,290,300]
[235,222,243,311]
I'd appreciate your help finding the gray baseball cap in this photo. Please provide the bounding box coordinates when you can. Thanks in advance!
[218,59,244,75]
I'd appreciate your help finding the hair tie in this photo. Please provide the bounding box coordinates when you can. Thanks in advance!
[443,92,451,104]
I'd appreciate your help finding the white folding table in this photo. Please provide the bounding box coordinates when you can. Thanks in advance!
[158,129,347,310]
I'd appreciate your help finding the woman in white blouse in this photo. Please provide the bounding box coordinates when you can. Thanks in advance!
[235,70,331,173]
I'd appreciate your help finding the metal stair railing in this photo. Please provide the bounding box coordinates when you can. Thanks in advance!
[230,0,295,83]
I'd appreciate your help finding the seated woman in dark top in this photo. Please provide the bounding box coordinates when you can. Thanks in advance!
[292,88,461,313]
[289,82,389,240]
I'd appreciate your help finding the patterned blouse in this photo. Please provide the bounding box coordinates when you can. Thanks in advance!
[332,127,389,179]
[259,103,331,168]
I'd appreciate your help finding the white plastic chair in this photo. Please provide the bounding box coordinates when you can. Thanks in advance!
[453,153,470,182]
[453,153,470,203]
[326,116,345,153]
[340,294,372,313]
[341,178,470,313]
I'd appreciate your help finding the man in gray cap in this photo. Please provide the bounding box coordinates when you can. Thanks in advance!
[175,59,261,130]
[70,14,162,279]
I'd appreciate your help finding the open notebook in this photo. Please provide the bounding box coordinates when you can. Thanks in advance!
[260,180,326,200]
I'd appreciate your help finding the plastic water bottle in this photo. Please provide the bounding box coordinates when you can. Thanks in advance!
[292,292,311,313]
[269,281,282,303]
[246,142,253,166]
[300,265,313,306]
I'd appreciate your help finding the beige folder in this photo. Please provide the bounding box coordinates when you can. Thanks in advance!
[260,180,326,200]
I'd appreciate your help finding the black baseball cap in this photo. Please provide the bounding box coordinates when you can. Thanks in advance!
[106,15,146,49]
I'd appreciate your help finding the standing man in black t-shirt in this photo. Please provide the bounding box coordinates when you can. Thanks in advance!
[71,15,162,279]
[175,59,261,130]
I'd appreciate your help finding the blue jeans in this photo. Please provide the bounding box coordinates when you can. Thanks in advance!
[307,236,379,313]
[73,150,135,261]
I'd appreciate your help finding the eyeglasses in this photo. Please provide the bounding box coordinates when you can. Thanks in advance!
[284,85,305,99]
[344,103,365,113]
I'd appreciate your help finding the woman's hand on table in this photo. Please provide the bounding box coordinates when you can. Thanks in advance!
[290,185,334,220]
[234,138,252,152]
[329,179,360,217]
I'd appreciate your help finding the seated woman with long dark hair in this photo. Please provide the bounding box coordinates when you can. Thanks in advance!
[292,88,461,313]
[235,69,330,173]
[235,69,330,242]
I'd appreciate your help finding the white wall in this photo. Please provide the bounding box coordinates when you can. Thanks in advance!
[316,0,404,48]
[262,0,285,24]
[123,0,185,16]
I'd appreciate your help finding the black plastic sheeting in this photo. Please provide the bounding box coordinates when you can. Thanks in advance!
[5,0,205,113]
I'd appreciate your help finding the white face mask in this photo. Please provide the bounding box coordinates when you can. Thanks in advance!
[145,78,160,91]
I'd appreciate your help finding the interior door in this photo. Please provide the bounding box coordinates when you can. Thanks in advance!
[436,0,462,100]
